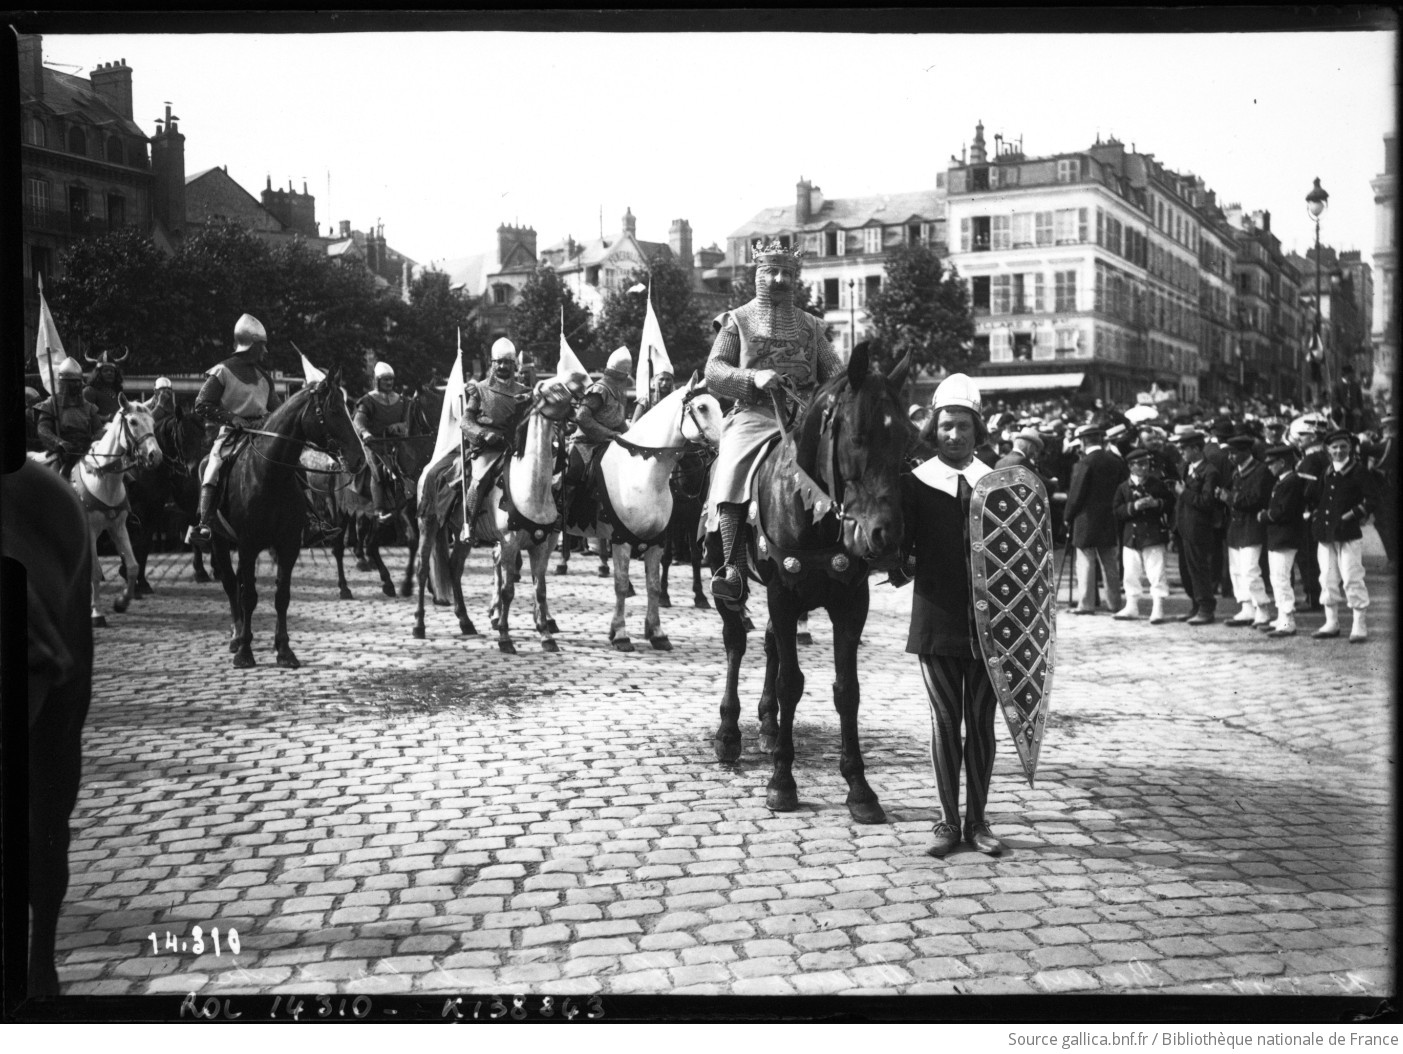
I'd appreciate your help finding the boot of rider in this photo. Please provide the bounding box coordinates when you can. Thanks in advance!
[460,477,484,543]
[369,464,394,522]
[710,502,748,607]
[191,484,218,549]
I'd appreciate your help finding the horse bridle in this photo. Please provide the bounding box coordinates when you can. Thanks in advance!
[244,384,348,473]
[85,408,158,475]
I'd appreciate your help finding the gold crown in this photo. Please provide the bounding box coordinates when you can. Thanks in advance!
[751,239,805,268]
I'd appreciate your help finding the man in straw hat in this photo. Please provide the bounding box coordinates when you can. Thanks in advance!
[703,239,841,607]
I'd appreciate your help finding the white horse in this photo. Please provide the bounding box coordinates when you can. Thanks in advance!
[414,379,574,651]
[565,374,722,651]
[70,400,162,627]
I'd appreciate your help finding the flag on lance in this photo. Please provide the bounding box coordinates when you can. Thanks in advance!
[636,281,673,408]
[423,329,468,499]
[33,274,68,395]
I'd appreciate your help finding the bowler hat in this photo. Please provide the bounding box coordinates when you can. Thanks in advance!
[1210,417,1236,438]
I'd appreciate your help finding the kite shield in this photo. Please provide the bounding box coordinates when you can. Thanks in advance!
[969,466,1055,785]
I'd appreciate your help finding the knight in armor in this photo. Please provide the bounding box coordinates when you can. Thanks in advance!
[704,240,843,606]
[82,349,128,417]
[459,337,533,535]
[189,313,282,549]
[631,343,676,424]
[899,374,1006,858]
[24,386,46,452]
[148,376,178,424]
[36,358,107,477]
[354,360,412,519]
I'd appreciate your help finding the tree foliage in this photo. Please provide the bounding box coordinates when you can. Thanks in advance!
[48,222,476,395]
[864,245,976,376]
[508,265,594,379]
[595,251,710,378]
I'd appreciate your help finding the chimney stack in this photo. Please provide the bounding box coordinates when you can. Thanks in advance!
[340,220,351,238]
[90,58,134,119]
[17,34,43,100]
[795,177,812,225]
[970,120,988,164]
[149,102,186,236]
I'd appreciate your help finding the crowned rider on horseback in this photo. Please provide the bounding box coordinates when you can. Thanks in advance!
[83,349,128,417]
[459,337,533,535]
[36,357,106,478]
[189,313,282,549]
[704,240,842,607]
[354,360,412,520]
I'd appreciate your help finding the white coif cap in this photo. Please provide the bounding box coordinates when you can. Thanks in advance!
[931,373,982,415]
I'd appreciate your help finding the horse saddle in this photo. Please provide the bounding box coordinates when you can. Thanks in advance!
[564,449,655,550]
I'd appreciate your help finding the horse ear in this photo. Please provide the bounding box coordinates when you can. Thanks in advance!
[848,341,872,388]
[688,370,704,392]
[886,348,912,391]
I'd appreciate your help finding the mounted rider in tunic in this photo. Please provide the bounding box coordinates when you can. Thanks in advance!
[147,376,178,426]
[459,337,533,535]
[82,348,129,418]
[353,359,412,518]
[35,357,106,478]
[704,239,842,606]
[567,346,634,477]
[189,313,282,549]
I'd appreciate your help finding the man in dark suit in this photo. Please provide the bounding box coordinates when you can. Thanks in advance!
[1219,433,1274,627]
[1172,430,1225,624]
[1258,444,1308,637]
[1306,428,1380,642]
[1112,448,1173,623]
[1063,424,1128,615]
[1362,414,1397,571]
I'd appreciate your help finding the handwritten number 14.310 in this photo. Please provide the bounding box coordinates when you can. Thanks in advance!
[146,926,240,956]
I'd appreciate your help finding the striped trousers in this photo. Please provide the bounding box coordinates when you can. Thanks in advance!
[918,653,998,831]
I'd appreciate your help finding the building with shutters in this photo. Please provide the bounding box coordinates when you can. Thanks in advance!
[1371,134,1397,404]
[723,179,947,354]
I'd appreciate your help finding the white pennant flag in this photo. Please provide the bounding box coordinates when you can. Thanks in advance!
[299,350,326,384]
[425,331,468,492]
[637,284,672,406]
[33,275,67,393]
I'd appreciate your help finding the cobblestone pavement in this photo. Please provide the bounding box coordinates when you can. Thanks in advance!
[53,532,1395,1000]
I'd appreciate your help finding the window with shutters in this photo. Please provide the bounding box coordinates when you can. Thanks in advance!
[1055,270,1077,312]
[824,230,840,256]
[803,233,821,256]
[1096,208,1105,247]
[863,227,881,254]
[1057,159,1078,183]
[27,177,50,211]
[1012,332,1034,360]
[27,117,46,146]
[866,275,881,304]
[1034,326,1056,360]
[1054,209,1078,245]
[992,215,1011,250]
[67,126,86,156]
[973,335,990,362]
[824,277,840,310]
[908,223,922,245]
[992,274,1011,315]
[971,275,991,313]
[990,330,1012,361]
[960,217,971,252]
[1078,208,1088,243]
[1012,212,1033,248]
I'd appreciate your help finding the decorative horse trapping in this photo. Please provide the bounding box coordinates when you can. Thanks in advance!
[969,465,1056,786]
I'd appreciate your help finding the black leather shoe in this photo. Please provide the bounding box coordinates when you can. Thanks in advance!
[965,822,1004,856]
[1176,608,1200,622]
[1186,612,1216,625]
[927,822,961,859]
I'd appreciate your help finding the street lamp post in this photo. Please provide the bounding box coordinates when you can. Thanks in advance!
[1305,176,1330,407]
[848,278,856,352]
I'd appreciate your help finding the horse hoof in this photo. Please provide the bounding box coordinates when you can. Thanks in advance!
[714,736,742,764]
[759,733,778,754]
[694,595,711,609]
[612,638,635,652]
[555,564,569,576]
[339,588,354,600]
[489,618,500,632]
[412,625,426,639]
[659,594,672,608]
[766,786,800,812]
[399,584,413,598]
[461,623,478,637]
[498,640,516,655]
[796,632,813,647]
[92,615,108,629]
[545,619,559,634]
[849,800,887,825]
[113,597,130,614]
[650,635,673,651]
[135,582,154,598]
[541,639,559,653]
[277,652,301,669]
[233,651,256,669]
[193,572,212,584]
[355,560,372,572]
[382,584,396,598]
[434,596,451,607]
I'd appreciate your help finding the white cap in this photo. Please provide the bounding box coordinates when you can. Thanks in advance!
[491,337,517,362]
[607,346,632,375]
[931,373,982,415]
[154,376,173,390]
[374,361,395,379]
[234,313,267,351]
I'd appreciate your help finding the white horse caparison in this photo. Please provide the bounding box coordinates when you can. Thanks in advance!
[567,375,722,651]
[71,401,162,626]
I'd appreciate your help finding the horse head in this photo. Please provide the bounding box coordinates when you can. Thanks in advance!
[679,372,723,451]
[118,396,163,469]
[806,342,914,565]
[533,377,577,425]
[305,370,365,475]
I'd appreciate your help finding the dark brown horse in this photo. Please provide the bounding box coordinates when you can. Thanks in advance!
[208,373,364,667]
[711,343,913,823]
[123,405,212,595]
[659,445,714,610]
[3,461,94,996]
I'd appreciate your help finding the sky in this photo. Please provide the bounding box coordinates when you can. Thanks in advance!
[36,23,1398,275]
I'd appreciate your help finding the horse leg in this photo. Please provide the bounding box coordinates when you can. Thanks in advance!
[412,512,436,639]
[450,541,476,637]
[758,620,780,753]
[765,588,805,813]
[659,528,673,608]
[692,527,710,609]
[353,516,372,572]
[211,539,242,650]
[713,596,747,763]
[644,544,670,650]
[530,537,559,651]
[333,518,354,600]
[87,519,106,628]
[131,504,154,597]
[797,612,813,647]
[232,549,258,667]
[367,520,395,597]
[273,544,301,668]
[555,535,570,576]
[399,504,418,597]
[192,544,212,583]
[494,538,519,653]
[831,587,883,824]
[609,541,634,651]
[109,516,139,614]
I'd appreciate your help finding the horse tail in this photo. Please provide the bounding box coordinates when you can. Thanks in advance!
[428,526,452,601]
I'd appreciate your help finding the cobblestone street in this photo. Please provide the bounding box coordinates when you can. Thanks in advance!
[53,535,1395,1001]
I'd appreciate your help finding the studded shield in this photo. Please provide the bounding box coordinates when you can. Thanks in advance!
[969,466,1055,785]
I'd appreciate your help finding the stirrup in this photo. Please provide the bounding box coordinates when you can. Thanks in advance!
[188,524,213,550]
[711,566,745,606]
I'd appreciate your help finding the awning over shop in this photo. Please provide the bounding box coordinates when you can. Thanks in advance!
[972,372,1086,393]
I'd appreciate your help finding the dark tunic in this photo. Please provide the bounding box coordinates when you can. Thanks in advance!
[354,391,410,437]
[1261,470,1307,552]
[1306,459,1379,545]
[1225,458,1271,548]
[1063,447,1129,549]
[1112,475,1173,550]
[36,392,105,451]
[1175,458,1224,543]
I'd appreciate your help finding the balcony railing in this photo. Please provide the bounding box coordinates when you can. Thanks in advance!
[23,206,130,237]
